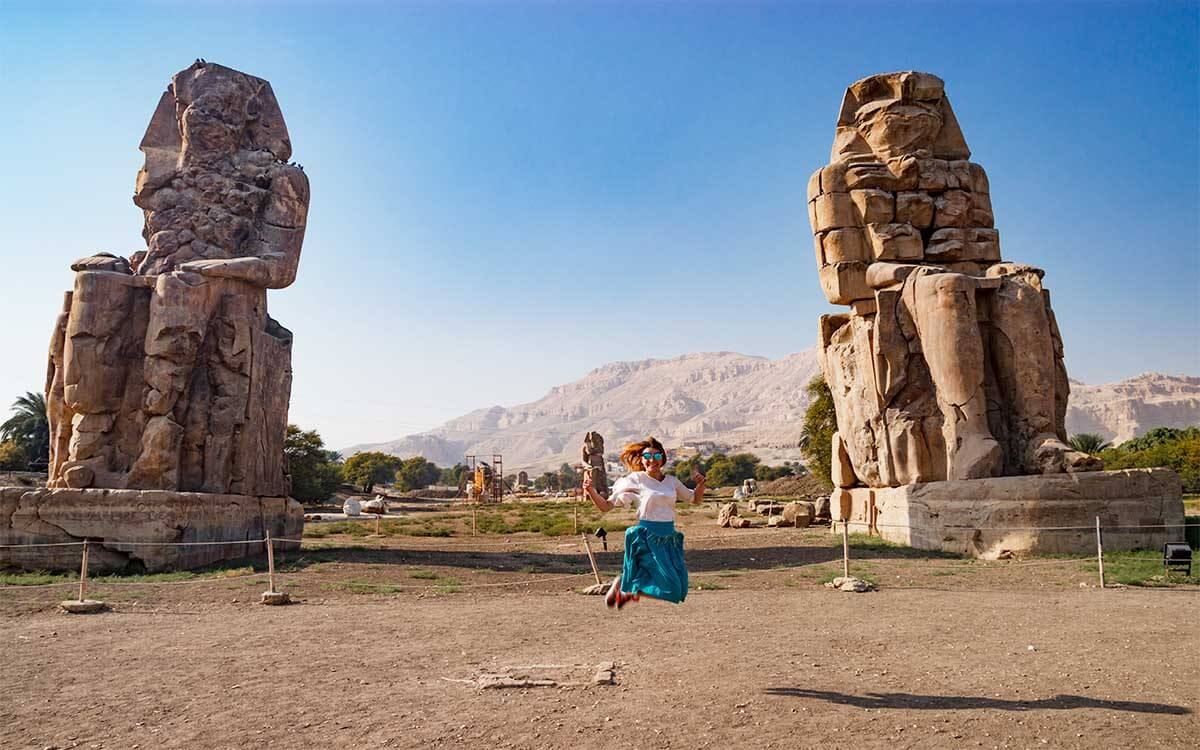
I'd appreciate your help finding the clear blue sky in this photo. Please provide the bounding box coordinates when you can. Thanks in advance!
[1,0,1197,450]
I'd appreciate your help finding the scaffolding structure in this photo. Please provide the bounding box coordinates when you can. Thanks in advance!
[458,454,506,502]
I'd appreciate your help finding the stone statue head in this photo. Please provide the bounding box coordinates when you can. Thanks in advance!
[137,61,291,194]
[832,71,970,163]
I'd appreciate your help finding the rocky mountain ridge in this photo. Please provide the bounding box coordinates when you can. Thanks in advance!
[342,351,1199,473]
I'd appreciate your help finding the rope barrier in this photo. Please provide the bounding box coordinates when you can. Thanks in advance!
[0,541,84,549]
[867,522,1200,532]
[0,580,79,589]
[88,572,269,587]
[0,515,1193,601]
[99,539,269,547]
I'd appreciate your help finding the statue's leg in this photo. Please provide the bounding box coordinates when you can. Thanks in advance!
[910,272,1002,480]
[989,268,1101,473]
[128,272,213,490]
[55,272,143,488]
[46,291,73,485]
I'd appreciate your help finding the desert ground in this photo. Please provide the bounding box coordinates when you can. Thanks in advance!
[2,500,1197,750]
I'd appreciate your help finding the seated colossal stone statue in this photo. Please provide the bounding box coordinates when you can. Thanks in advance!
[46,61,309,496]
[809,71,1100,488]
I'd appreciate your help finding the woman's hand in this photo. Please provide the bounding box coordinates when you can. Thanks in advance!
[582,471,612,512]
[690,469,706,504]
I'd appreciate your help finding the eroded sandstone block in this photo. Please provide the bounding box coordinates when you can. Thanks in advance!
[855,469,1184,558]
[0,487,303,572]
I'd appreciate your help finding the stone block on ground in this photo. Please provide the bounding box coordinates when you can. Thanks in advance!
[0,487,303,572]
[837,469,1183,559]
[782,501,816,528]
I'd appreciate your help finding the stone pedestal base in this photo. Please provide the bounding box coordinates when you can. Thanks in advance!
[0,487,303,572]
[830,469,1184,559]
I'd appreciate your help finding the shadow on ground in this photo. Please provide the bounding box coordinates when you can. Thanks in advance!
[276,544,851,575]
[762,688,1191,715]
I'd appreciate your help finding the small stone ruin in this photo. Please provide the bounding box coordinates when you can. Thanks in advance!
[581,431,608,496]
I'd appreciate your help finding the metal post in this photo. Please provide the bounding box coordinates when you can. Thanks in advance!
[841,520,850,578]
[78,539,89,602]
[266,531,277,594]
[1095,516,1105,589]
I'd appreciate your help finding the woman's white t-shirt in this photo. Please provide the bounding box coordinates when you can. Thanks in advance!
[608,471,694,522]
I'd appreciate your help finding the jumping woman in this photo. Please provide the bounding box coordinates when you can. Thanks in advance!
[582,437,705,609]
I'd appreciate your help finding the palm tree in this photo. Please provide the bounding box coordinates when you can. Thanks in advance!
[1068,433,1111,455]
[0,392,49,468]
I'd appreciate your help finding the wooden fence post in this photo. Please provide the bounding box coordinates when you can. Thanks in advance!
[841,520,850,578]
[266,531,277,594]
[78,539,89,602]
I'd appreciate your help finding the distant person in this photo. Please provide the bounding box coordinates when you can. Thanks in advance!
[582,437,705,609]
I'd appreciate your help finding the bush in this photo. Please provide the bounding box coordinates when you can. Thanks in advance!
[0,440,27,470]
[1099,429,1200,493]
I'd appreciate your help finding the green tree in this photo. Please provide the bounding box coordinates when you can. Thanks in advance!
[0,392,49,469]
[395,456,441,492]
[557,462,579,492]
[1068,433,1112,454]
[799,375,837,485]
[535,471,558,491]
[705,452,759,487]
[755,463,794,482]
[284,425,343,503]
[439,463,468,487]
[0,440,27,470]
[342,451,402,493]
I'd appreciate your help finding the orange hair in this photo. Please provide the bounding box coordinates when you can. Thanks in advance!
[620,437,666,472]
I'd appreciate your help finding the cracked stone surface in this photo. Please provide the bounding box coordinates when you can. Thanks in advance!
[832,468,1185,558]
[0,487,302,573]
[809,72,1102,487]
[44,60,308,498]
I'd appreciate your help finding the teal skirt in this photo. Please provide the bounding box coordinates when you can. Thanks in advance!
[621,519,688,603]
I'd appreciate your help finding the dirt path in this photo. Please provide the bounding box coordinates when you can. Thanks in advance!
[2,528,1197,750]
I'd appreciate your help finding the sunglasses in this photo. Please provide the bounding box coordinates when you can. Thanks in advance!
[641,452,665,462]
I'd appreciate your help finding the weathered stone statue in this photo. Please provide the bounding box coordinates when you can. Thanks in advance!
[810,71,1099,488]
[2,62,306,572]
[581,431,607,496]
[46,60,308,495]
[809,72,1182,557]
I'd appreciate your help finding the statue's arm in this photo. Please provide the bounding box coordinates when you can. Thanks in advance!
[179,165,310,289]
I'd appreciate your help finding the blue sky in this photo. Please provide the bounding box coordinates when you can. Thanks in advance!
[1,0,1197,450]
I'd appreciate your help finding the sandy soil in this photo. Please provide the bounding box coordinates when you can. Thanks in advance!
[1,520,1197,750]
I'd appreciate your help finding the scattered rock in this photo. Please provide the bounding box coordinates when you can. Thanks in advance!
[60,599,106,614]
[824,576,874,593]
[782,501,815,528]
[592,662,616,685]
[261,591,291,606]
